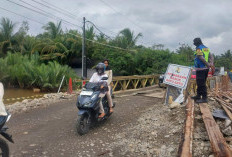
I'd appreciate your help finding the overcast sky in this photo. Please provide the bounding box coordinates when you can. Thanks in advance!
[1,0,232,55]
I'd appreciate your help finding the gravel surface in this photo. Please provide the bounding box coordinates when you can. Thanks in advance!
[6,85,230,157]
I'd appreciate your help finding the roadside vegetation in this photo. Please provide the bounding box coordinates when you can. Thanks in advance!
[0,17,232,90]
[0,52,76,91]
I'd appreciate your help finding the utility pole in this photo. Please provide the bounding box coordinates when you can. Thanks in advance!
[82,17,87,79]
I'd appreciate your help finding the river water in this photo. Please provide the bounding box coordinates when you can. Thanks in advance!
[3,89,46,105]
[3,68,90,105]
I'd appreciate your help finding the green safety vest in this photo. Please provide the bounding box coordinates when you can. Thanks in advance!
[194,48,210,62]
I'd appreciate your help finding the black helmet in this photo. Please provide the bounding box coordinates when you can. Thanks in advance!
[193,38,203,47]
[96,63,105,75]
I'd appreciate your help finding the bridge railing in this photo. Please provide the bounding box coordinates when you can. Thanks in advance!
[75,75,159,91]
[112,75,159,91]
[186,75,230,97]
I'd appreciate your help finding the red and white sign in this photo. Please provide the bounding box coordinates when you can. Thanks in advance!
[163,64,191,89]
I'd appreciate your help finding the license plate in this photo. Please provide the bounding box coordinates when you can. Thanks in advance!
[80,91,93,96]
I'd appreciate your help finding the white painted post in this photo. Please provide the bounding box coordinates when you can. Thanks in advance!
[57,75,65,93]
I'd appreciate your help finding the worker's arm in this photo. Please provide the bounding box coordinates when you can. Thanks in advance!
[208,52,214,66]
[197,55,210,68]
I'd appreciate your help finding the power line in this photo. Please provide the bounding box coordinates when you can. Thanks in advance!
[88,20,149,46]
[0,6,131,52]
[96,0,157,46]
[93,24,119,36]
[19,0,82,28]
[37,0,152,46]
[33,0,117,37]
[40,0,80,19]
[68,32,131,52]
[86,20,114,40]
[6,0,82,28]
[29,0,118,38]
[31,0,80,21]
[37,0,120,37]
[98,0,143,30]
[7,0,149,46]
[0,7,46,25]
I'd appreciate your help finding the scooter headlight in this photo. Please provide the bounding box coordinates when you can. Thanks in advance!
[6,114,11,122]
[84,101,92,107]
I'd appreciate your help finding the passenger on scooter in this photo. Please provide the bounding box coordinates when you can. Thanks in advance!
[89,63,113,118]
[103,59,113,113]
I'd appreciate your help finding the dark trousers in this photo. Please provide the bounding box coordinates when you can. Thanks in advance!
[196,69,209,99]
[229,72,232,82]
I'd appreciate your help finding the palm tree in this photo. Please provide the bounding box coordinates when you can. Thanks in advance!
[22,36,38,55]
[65,30,82,56]
[0,18,16,54]
[31,38,69,63]
[85,26,95,59]
[96,33,107,43]
[85,26,95,40]
[176,44,194,62]
[115,28,142,49]
[0,18,29,54]
[221,50,232,58]
[43,21,63,39]
[0,18,16,41]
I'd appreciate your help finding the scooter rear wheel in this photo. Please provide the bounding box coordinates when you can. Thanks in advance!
[0,138,9,157]
[76,114,90,135]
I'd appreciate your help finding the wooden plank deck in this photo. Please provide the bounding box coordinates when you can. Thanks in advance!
[199,103,232,157]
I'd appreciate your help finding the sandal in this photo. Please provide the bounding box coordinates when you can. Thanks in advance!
[98,113,105,118]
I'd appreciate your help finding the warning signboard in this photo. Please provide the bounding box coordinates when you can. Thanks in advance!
[163,64,191,89]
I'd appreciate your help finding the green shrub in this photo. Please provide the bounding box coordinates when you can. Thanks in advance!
[0,53,78,91]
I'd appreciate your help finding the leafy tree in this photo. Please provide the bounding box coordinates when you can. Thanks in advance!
[176,44,194,63]
[215,50,232,70]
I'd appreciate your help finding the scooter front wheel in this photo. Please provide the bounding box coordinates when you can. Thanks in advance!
[76,114,90,135]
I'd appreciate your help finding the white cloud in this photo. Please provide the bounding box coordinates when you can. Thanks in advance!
[1,0,232,54]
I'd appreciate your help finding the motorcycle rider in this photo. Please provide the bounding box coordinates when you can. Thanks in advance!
[89,63,113,118]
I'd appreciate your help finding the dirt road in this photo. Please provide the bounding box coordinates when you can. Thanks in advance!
[6,86,184,157]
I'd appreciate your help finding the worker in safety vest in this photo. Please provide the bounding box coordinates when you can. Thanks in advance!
[191,38,214,103]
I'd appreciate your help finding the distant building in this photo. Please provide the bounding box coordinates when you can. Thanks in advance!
[74,68,96,79]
